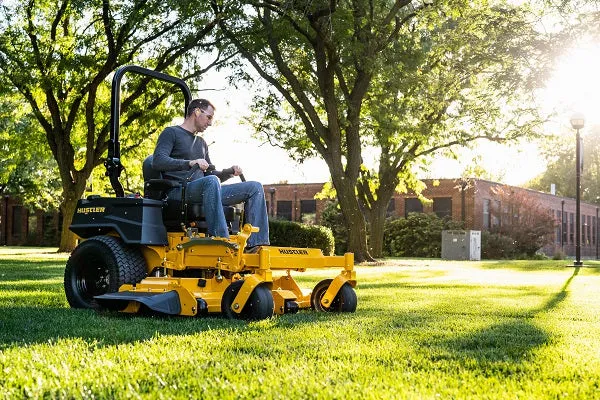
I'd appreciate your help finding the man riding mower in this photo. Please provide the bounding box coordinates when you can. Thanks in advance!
[63,65,357,321]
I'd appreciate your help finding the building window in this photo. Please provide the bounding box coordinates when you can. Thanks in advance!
[433,197,452,218]
[300,200,317,224]
[404,198,423,217]
[563,211,568,245]
[387,199,396,217]
[569,213,574,244]
[492,200,501,228]
[555,210,561,245]
[277,201,293,221]
[586,215,591,245]
[28,214,37,242]
[12,206,22,236]
[483,199,490,229]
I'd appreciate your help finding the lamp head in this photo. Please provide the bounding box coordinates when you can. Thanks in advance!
[570,112,585,130]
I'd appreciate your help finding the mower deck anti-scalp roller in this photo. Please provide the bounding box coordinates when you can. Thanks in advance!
[63,65,357,321]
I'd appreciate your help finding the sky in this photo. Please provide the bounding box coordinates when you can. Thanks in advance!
[196,38,600,188]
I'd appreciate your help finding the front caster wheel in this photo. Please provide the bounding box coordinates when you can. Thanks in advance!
[311,279,357,313]
[221,280,274,321]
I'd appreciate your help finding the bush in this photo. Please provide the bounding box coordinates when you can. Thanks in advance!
[552,249,567,260]
[320,201,348,255]
[486,185,556,257]
[383,213,463,258]
[268,219,335,255]
[481,231,517,259]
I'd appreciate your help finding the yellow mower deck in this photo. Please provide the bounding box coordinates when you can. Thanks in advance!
[93,224,356,319]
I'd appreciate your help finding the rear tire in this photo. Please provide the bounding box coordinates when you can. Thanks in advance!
[221,280,274,321]
[311,279,357,313]
[64,235,147,309]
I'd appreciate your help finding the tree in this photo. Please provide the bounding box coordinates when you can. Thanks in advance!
[0,93,62,211]
[383,213,463,258]
[356,2,554,257]
[218,0,438,262]
[487,185,556,256]
[218,1,558,260]
[527,125,600,205]
[0,0,231,251]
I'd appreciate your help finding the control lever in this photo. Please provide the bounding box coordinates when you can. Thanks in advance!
[206,165,246,182]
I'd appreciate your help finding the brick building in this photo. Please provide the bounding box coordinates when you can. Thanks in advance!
[262,178,600,259]
[262,183,327,224]
[0,195,61,246]
[3,177,597,258]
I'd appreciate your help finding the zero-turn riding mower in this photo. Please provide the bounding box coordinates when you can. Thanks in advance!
[63,65,357,321]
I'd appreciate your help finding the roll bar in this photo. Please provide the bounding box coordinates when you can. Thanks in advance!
[106,65,192,197]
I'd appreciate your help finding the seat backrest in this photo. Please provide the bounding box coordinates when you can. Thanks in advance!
[143,155,179,201]
[143,155,162,181]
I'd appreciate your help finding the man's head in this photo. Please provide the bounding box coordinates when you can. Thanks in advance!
[186,98,215,133]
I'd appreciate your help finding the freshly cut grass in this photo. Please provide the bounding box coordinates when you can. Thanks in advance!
[1,248,599,399]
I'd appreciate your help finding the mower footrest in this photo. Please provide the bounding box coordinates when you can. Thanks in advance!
[95,290,181,315]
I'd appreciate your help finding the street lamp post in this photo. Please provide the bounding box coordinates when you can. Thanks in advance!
[592,207,599,260]
[561,200,565,251]
[570,113,585,266]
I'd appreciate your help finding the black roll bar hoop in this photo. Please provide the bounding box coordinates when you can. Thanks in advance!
[106,65,192,197]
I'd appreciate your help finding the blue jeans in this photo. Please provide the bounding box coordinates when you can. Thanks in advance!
[185,176,270,247]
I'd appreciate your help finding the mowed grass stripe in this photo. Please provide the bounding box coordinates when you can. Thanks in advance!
[1,249,599,399]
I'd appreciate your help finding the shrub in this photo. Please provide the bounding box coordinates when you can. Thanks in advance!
[320,201,348,255]
[383,213,463,258]
[268,219,335,255]
[487,185,556,257]
[552,249,567,260]
[481,231,517,259]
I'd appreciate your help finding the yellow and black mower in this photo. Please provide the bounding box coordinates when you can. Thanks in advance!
[63,66,357,321]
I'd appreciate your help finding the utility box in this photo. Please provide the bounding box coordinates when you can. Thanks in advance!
[441,230,481,261]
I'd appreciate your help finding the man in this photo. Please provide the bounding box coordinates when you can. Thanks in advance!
[152,98,269,252]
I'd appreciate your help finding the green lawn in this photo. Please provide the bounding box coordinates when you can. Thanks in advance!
[1,248,599,399]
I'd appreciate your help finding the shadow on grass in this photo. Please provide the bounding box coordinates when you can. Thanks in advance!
[439,320,549,364]
[537,266,579,312]
[479,259,600,274]
[428,267,580,366]
[0,305,252,349]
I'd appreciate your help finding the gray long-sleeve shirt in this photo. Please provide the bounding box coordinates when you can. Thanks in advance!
[153,125,232,182]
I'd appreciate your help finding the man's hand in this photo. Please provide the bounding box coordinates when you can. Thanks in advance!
[189,158,209,171]
[231,165,243,176]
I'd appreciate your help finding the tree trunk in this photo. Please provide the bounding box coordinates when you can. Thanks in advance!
[334,179,374,263]
[368,204,388,258]
[58,185,86,252]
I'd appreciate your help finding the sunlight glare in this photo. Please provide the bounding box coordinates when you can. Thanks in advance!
[543,39,600,126]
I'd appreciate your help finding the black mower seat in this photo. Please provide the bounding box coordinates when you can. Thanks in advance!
[142,155,236,232]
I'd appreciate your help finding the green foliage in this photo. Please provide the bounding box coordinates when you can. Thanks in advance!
[268,219,335,255]
[3,249,600,398]
[552,249,567,261]
[383,213,464,258]
[527,125,600,205]
[0,0,231,250]
[319,201,348,255]
[488,185,556,257]
[0,95,62,210]
[481,231,518,259]
[221,0,565,261]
